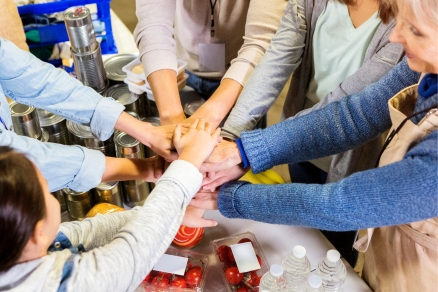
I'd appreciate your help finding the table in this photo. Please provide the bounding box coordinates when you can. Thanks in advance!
[188,210,372,291]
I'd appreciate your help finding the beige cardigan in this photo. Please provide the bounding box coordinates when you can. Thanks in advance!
[0,0,28,51]
[134,0,287,85]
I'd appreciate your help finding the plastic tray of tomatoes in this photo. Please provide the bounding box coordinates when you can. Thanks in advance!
[138,247,209,292]
[210,232,269,292]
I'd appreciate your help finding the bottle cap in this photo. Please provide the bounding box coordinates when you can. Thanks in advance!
[308,274,323,288]
[270,264,284,277]
[327,250,341,263]
[293,245,306,259]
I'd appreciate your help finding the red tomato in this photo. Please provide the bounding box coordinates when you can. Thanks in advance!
[156,272,171,278]
[151,275,169,288]
[225,267,243,285]
[185,268,203,288]
[217,245,231,262]
[243,271,260,288]
[256,254,262,267]
[222,258,237,272]
[228,247,236,263]
[238,238,254,245]
[143,272,152,283]
[170,276,187,288]
[236,287,249,292]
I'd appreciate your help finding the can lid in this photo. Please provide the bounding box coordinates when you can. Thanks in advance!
[66,120,95,139]
[9,102,35,116]
[36,108,54,119]
[183,100,205,117]
[62,188,90,200]
[96,181,118,190]
[308,275,323,288]
[104,84,139,105]
[327,250,341,263]
[64,6,92,27]
[104,54,137,81]
[293,245,306,259]
[114,131,139,148]
[39,114,65,127]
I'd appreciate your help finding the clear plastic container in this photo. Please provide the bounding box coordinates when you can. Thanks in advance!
[138,247,209,292]
[282,245,311,291]
[259,264,288,292]
[210,232,269,292]
[316,250,346,292]
[122,57,187,83]
[305,275,324,292]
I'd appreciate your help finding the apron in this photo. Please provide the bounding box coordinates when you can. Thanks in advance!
[353,83,438,292]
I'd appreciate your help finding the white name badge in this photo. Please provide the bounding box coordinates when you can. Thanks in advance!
[230,242,261,273]
[153,254,188,276]
[198,43,226,73]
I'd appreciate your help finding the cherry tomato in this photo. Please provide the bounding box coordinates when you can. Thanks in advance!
[256,254,262,267]
[142,272,152,283]
[185,268,203,288]
[170,276,187,288]
[238,238,254,245]
[244,271,260,288]
[225,267,244,285]
[156,272,171,278]
[151,275,169,288]
[217,245,231,262]
[236,287,249,292]
[228,247,236,263]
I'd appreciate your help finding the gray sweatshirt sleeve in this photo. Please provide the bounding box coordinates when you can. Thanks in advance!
[63,160,202,292]
[221,0,307,139]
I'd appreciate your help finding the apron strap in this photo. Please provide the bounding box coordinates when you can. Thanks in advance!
[353,228,374,252]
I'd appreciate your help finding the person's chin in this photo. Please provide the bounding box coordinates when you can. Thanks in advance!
[406,58,426,73]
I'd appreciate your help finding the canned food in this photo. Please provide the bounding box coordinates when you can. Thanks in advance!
[52,190,67,212]
[121,180,150,208]
[104,54,137,84]
[9,102,42,139]
[64,6,97,54]
[39,113,70,145]
[94,181,123,207]
[114,131,144,159]
[62,188,94,221]
[104,84,142,117]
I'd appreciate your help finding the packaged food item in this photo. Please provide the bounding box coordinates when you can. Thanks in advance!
[172,225,205,249]
[211,232,269,292]
[139,247,209,292]
[85,203,125,218]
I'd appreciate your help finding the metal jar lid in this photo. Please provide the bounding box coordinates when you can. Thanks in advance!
[114,132,144,158]
[62,188,91,201]
[66,120,95,139]
[104,84,140,106]
[96,181,119,191]
[104,54,137,82]
[10,102,37,123]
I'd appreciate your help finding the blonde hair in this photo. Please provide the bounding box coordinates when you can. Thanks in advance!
[386,0,438,24]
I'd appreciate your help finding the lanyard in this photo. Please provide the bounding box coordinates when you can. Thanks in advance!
[0,116,8,130]
[209,0,218,37]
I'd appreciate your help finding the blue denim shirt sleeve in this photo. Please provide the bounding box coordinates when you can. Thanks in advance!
[0,38,124,141]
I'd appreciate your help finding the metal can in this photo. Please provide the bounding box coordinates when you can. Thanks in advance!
[52,190,67,212]
[62,188,94,221]
[94,181,123,207]
[64,6,97,54]
[103,54,137,85]
[9,101,42,139]
[183,100,205,118]
[67,121,116,157]
[104,84,143,117]
[39,113,71,145]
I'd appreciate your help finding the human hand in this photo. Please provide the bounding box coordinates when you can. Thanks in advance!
[202,165,249,190]
[174,119,221,169]
[200,140,242,173]
[149,155,171,180]
[182,206,217,228]
[189,190,219,210]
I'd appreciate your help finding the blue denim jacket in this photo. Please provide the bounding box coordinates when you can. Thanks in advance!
[0,38,125,192]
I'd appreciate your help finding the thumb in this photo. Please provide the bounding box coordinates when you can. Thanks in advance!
[173,124,182,145]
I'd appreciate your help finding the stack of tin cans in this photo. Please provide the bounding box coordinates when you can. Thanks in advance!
[64,6,108,93]
[9,102,49,142]
[37,109,71,145]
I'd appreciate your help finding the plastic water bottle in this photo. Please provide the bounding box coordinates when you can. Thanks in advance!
[304,275,324,292]
[282,245,311,291]
[316,250,346,292]
[259,264,288,292]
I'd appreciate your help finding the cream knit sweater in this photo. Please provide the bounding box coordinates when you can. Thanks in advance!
[134,0,287,85]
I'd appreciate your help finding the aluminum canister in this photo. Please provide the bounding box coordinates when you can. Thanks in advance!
[64,6,96,53]
[52,190,67,211]
[9,101,42,139]
[67,121,116,157]
[103,54,137,85]
[114,132,150,207]
[72,44,108,92]
[39,112,70,145]
[94,181,123,207]
[63,188,94,221]
[39,128,49,142]
[104,84,142,117]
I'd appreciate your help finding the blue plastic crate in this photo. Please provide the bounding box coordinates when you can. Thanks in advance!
[18,0,117,63]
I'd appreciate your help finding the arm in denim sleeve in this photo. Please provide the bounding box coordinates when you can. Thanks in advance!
[0,38,124,141]
[0,130,105,192]
[221,0,306,139]
[218,132,438,231]
[240,59,420,173]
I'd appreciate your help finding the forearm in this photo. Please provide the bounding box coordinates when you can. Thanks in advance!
[218,136,438,231]
[148,69,185,124]
[190,78,242,128]
[102,157,156,182]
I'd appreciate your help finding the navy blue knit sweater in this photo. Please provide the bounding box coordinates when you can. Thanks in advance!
[218,58,438,231]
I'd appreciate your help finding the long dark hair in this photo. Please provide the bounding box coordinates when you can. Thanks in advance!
[0,146,46,272]
[337,0,396,24]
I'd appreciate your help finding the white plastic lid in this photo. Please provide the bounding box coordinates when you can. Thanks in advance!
[293,245,306,259]
[327,250,341,263]
[270,264,284,277]
[308,275,323,288]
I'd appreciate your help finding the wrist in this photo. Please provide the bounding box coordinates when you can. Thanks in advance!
[178,153,203,170]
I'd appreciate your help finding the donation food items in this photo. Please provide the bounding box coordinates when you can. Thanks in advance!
[211,232,269,292]
[85,203,125,218]
[172,225,205,249]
